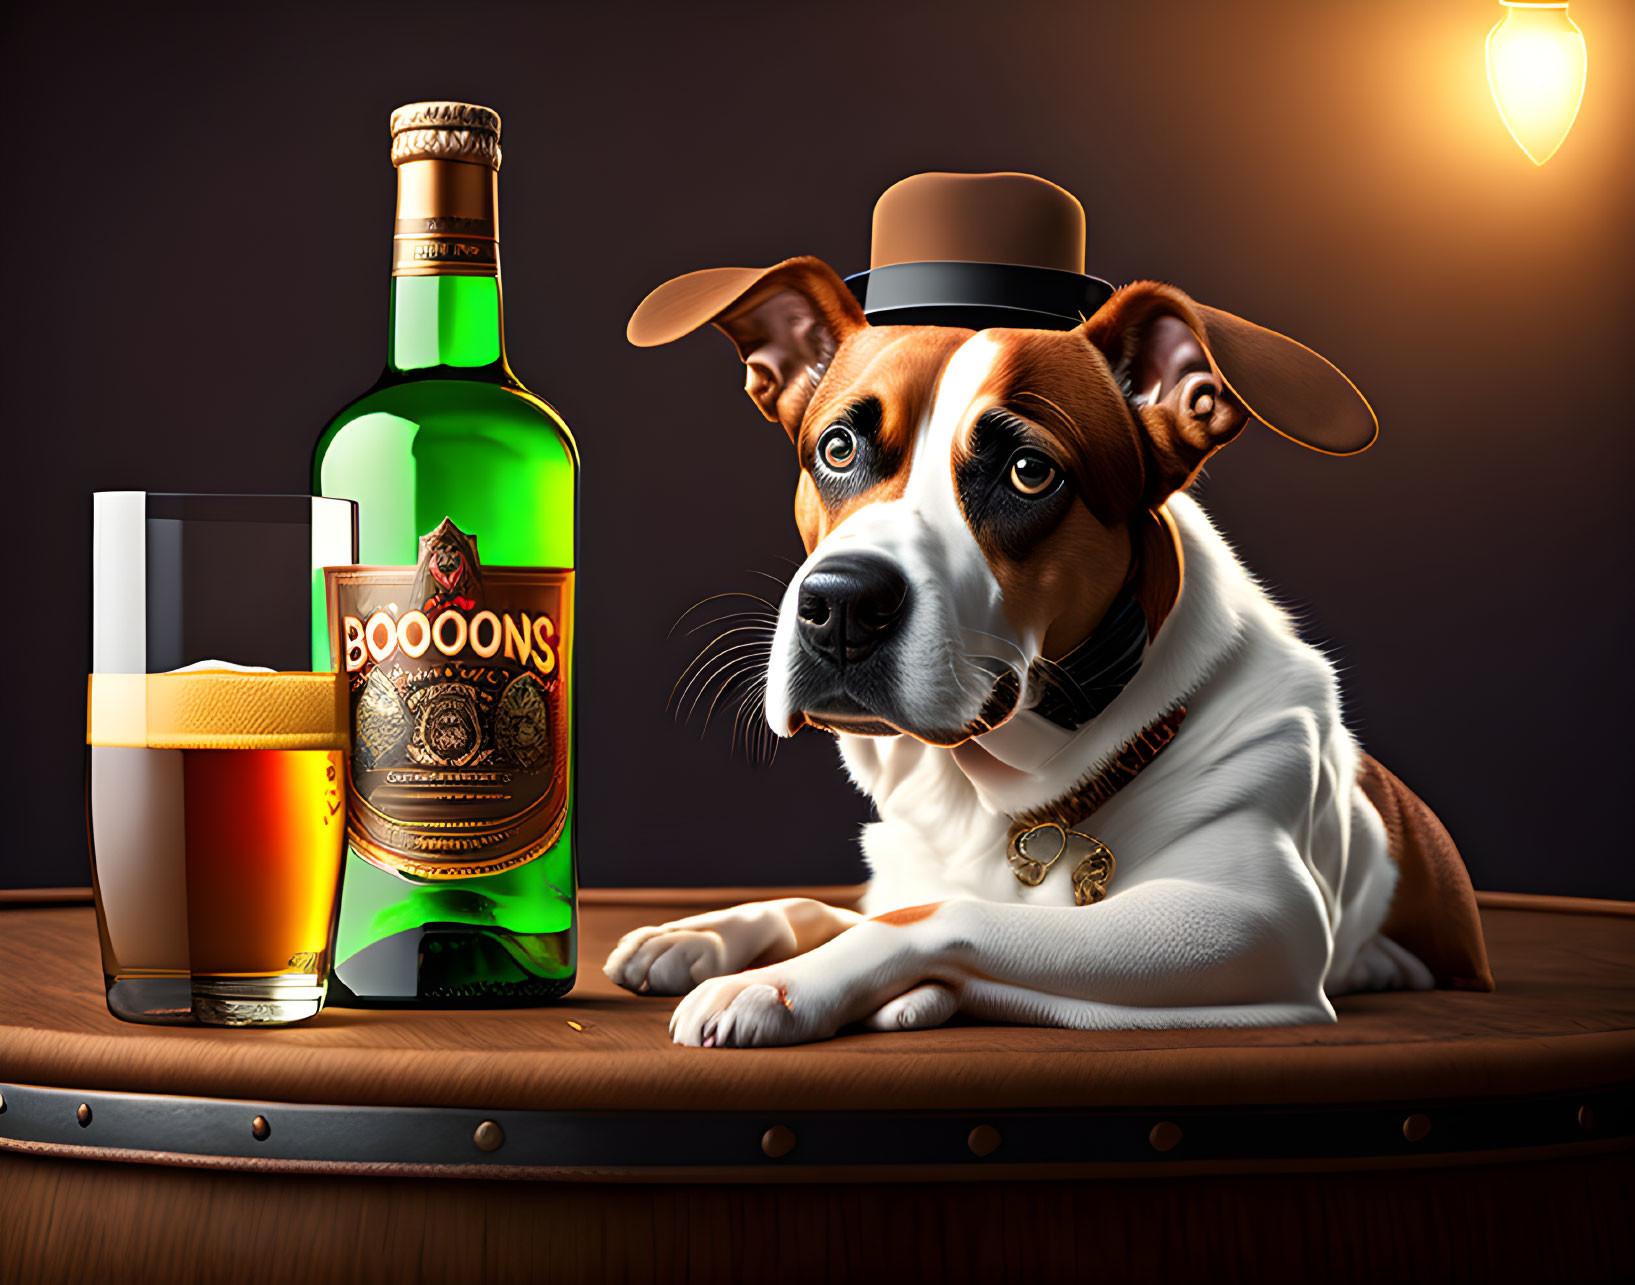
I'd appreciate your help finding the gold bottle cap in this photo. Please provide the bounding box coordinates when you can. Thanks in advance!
[389,100,501,170]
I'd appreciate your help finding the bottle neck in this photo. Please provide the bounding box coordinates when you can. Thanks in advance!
[386,158,510,377]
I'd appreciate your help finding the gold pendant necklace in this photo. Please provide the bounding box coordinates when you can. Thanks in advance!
[1006,821,1117,906]
[1003,705,1187,907]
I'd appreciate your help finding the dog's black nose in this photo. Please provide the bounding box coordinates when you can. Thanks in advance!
[796,554,909,666]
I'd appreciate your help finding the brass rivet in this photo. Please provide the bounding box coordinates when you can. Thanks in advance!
[1403,1113,1431,1143]
[761,1125,797,1159]
[1149,1121,1183,1152]
[474,1121,504,1152]
[967,1125,1001,1158]
[0,1089,7,1113]
[251,1115,271,1142]
[1578,1105,1596,1132]
[76,1103,93,1128]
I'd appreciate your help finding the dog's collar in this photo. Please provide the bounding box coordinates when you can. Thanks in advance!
[1025,505,1183,732]
[1029,585,1149,730]
[1004,705,1188,905]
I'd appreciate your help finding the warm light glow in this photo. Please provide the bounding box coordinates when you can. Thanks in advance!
[1486,2,1587,166]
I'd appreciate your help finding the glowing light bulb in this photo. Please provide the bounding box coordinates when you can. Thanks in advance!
[1486,2,1587,166]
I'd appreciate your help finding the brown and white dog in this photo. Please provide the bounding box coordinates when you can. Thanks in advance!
[606,243,1490,1047]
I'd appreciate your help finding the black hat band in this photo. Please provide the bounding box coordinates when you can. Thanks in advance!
[845,261,1115,332]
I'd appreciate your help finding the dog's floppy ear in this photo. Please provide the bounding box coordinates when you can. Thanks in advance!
[1083,281,1378,497]
[628,256,866,442]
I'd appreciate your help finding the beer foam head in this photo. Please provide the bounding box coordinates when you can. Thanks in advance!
[169,659,276,675]
[88,671,348,751]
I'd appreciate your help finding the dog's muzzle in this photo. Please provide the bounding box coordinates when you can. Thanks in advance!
[778,550,1016,745]
[795,553,909,668]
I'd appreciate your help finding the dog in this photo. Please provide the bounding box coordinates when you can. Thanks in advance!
[605,190,1489,1047]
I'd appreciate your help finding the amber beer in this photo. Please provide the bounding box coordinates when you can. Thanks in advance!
[86,669,349,1026]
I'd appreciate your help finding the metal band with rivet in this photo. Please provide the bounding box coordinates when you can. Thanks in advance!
[3,1083,1629,1175]
[761,1125,796,1158]
[967,1124,1001,1157]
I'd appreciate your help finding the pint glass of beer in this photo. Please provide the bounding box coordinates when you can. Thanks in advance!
[87,493,357,1026]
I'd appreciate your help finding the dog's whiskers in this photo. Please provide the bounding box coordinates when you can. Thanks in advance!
[728,676,773,762]
[668,591,780,640]
[1030,654,1094,711]
[700,650,769,741]
[729,685,757,757]
[673,637,770,709]
[690,662,761,735]
[942,650,983,705]
[668,571,788,763]
[677,642,775,722]
[957,624,1026,661]
[743,568,794,593]
[670,625,778,710]
[681,609,778,639]
[958,622,1096,713]
[704,670,772,759]
[936,638,1005,723]
[671,643,774,719]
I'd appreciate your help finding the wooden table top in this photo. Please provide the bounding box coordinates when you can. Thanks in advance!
[3,890,1632,1115]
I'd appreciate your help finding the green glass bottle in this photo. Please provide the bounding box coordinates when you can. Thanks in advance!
[312,101,577,1006]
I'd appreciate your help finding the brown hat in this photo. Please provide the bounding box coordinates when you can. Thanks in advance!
[843,172,1113,330]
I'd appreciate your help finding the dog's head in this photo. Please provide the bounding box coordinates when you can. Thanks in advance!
[630,257,1374,746]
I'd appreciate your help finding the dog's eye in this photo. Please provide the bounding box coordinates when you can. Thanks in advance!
[818,425,858,471]
[1008,452,1059,497]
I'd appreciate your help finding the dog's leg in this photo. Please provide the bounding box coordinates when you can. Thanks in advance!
[861,981,959,1032]
[1326,933,1434,995]
[956,976,1330,1030]
[669,867,1336,1046]
[603,897,864,996]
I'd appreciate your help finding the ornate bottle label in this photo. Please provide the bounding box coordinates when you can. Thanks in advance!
[326,519,571,881]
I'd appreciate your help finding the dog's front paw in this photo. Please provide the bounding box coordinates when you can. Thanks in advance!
[669,972,828,1048]
[603,926,731,996]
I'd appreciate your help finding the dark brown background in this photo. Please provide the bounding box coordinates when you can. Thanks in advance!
[6,0,1631,896]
